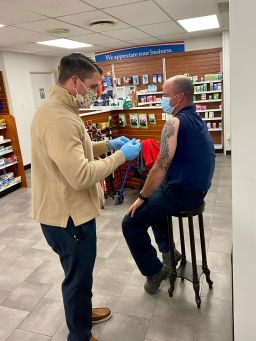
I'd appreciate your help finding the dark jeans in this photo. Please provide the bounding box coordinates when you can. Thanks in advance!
[41,217,96,341]
[122,182,206,277]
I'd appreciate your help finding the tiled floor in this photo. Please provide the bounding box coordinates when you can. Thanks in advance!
[0,155,232,341]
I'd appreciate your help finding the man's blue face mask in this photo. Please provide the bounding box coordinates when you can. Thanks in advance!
[161,94,179,115]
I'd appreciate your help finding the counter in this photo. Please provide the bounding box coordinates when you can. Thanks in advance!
[79,105,163,117]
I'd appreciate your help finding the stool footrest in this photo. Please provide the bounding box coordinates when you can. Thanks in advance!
[176,262,203,283]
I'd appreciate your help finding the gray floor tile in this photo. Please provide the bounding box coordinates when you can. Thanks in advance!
[2,290,41,312]
[97,235,121,258]
[104,246,136,273]
[109,284,158,319]
[146,315,198,341]
[207,252,231,274]
[0,264,34,291]
[194,330,232,341]
[10,281,52,299]
[25,260,63,284]
[99,312,150,341]
[0,306,28,340]
[44,277,63,301]
[93,269,130,296]
[6,329,51,341]
[19,298,64,336]
[0,289,10,304]
[201,272,232,301]
[200,297,232,335]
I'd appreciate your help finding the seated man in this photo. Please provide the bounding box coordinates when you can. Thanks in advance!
[122,75,215,294]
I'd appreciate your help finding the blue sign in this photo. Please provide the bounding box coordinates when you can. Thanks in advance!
[95,42,185,63]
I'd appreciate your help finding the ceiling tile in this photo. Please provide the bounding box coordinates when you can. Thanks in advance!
[15,19,93,37]
[0,1,46,25]
[155,0,218,20]
[70,33,125,46]
[58,10,130,32]
[0,26,56,45]
[159,29,222,42]
[126,37,162,44]
[0,0,95,17]
[103,0,171,26]
[104,27,151,40]
[99,41,133,49]
[80,0,143,9]
[139,21,184,36]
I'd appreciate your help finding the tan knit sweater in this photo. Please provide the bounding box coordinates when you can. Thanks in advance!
[31,85,125,227]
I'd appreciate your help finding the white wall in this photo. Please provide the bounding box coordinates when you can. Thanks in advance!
[222,31,231,153]
[185,34,222,51]
[230,0,256,340]
[0,52,56,165]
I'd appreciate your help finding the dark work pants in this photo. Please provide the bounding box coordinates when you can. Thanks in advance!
[122,182,205,277]
[41,217,96,341]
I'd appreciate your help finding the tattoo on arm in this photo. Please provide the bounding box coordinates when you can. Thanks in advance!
[157,119,175,170]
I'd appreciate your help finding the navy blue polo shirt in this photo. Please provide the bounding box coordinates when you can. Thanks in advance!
[166,105,215,191]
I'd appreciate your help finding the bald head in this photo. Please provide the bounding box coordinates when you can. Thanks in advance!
[164,75,194,102]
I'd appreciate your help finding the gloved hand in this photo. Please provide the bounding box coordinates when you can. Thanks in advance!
[108,136,130,150]
[120,138,141,161]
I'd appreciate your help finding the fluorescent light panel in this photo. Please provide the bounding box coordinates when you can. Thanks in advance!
[37,38,92,49]
[178,15,219,32]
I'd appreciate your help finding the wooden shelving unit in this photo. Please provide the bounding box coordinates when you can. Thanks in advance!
[0,71,27,196]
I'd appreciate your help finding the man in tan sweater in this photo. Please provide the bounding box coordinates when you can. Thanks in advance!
[31,53,140,341]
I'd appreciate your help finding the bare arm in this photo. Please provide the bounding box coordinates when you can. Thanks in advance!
[128,117,180,217]
[140,117,180,197]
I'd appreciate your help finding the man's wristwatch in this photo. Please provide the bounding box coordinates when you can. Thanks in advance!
[138,192,148,201]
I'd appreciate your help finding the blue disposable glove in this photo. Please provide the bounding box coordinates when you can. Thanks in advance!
[108,136,130,150]
[120,138,141,161]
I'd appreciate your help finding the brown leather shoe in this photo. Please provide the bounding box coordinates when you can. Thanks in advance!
[92,307,112,324]
[90,336,100,341]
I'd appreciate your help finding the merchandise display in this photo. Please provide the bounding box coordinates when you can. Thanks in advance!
[148,113,156,124]
[192,73,223,149]
[139,114,148,128]
[129,113,139,128]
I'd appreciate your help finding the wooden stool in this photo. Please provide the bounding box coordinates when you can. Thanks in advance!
[167,201,213,308]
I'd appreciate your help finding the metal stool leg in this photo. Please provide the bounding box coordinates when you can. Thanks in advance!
[188,216,201,308]
[167,216,177,297]
[178,217,187,266]
[198,213,213,289]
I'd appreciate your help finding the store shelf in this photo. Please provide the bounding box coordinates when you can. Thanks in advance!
[194,90,222,95]
[137,91,163,96]
[202,117,222,121]
[197,109,222,112]
[0,161,18,170]
[193,80,223,85]
[214,144,223,150]
[194,99,222,103]
[0,147,13,157]
[0,177,21,193]
[208,128,222,132]
[0,126,6,130]
[137,101,161,106]
[0,139,11,145]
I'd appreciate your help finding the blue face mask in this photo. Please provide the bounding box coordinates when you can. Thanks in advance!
[161,95,178,115]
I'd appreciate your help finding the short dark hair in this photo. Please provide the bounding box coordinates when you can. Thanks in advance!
[172,75,194,101]
[58,53,101,83]
[83,55,103,75]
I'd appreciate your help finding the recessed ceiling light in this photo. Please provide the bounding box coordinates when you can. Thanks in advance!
[36,38,92,49]
[0,24,5,28]
[178,15,220,32]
